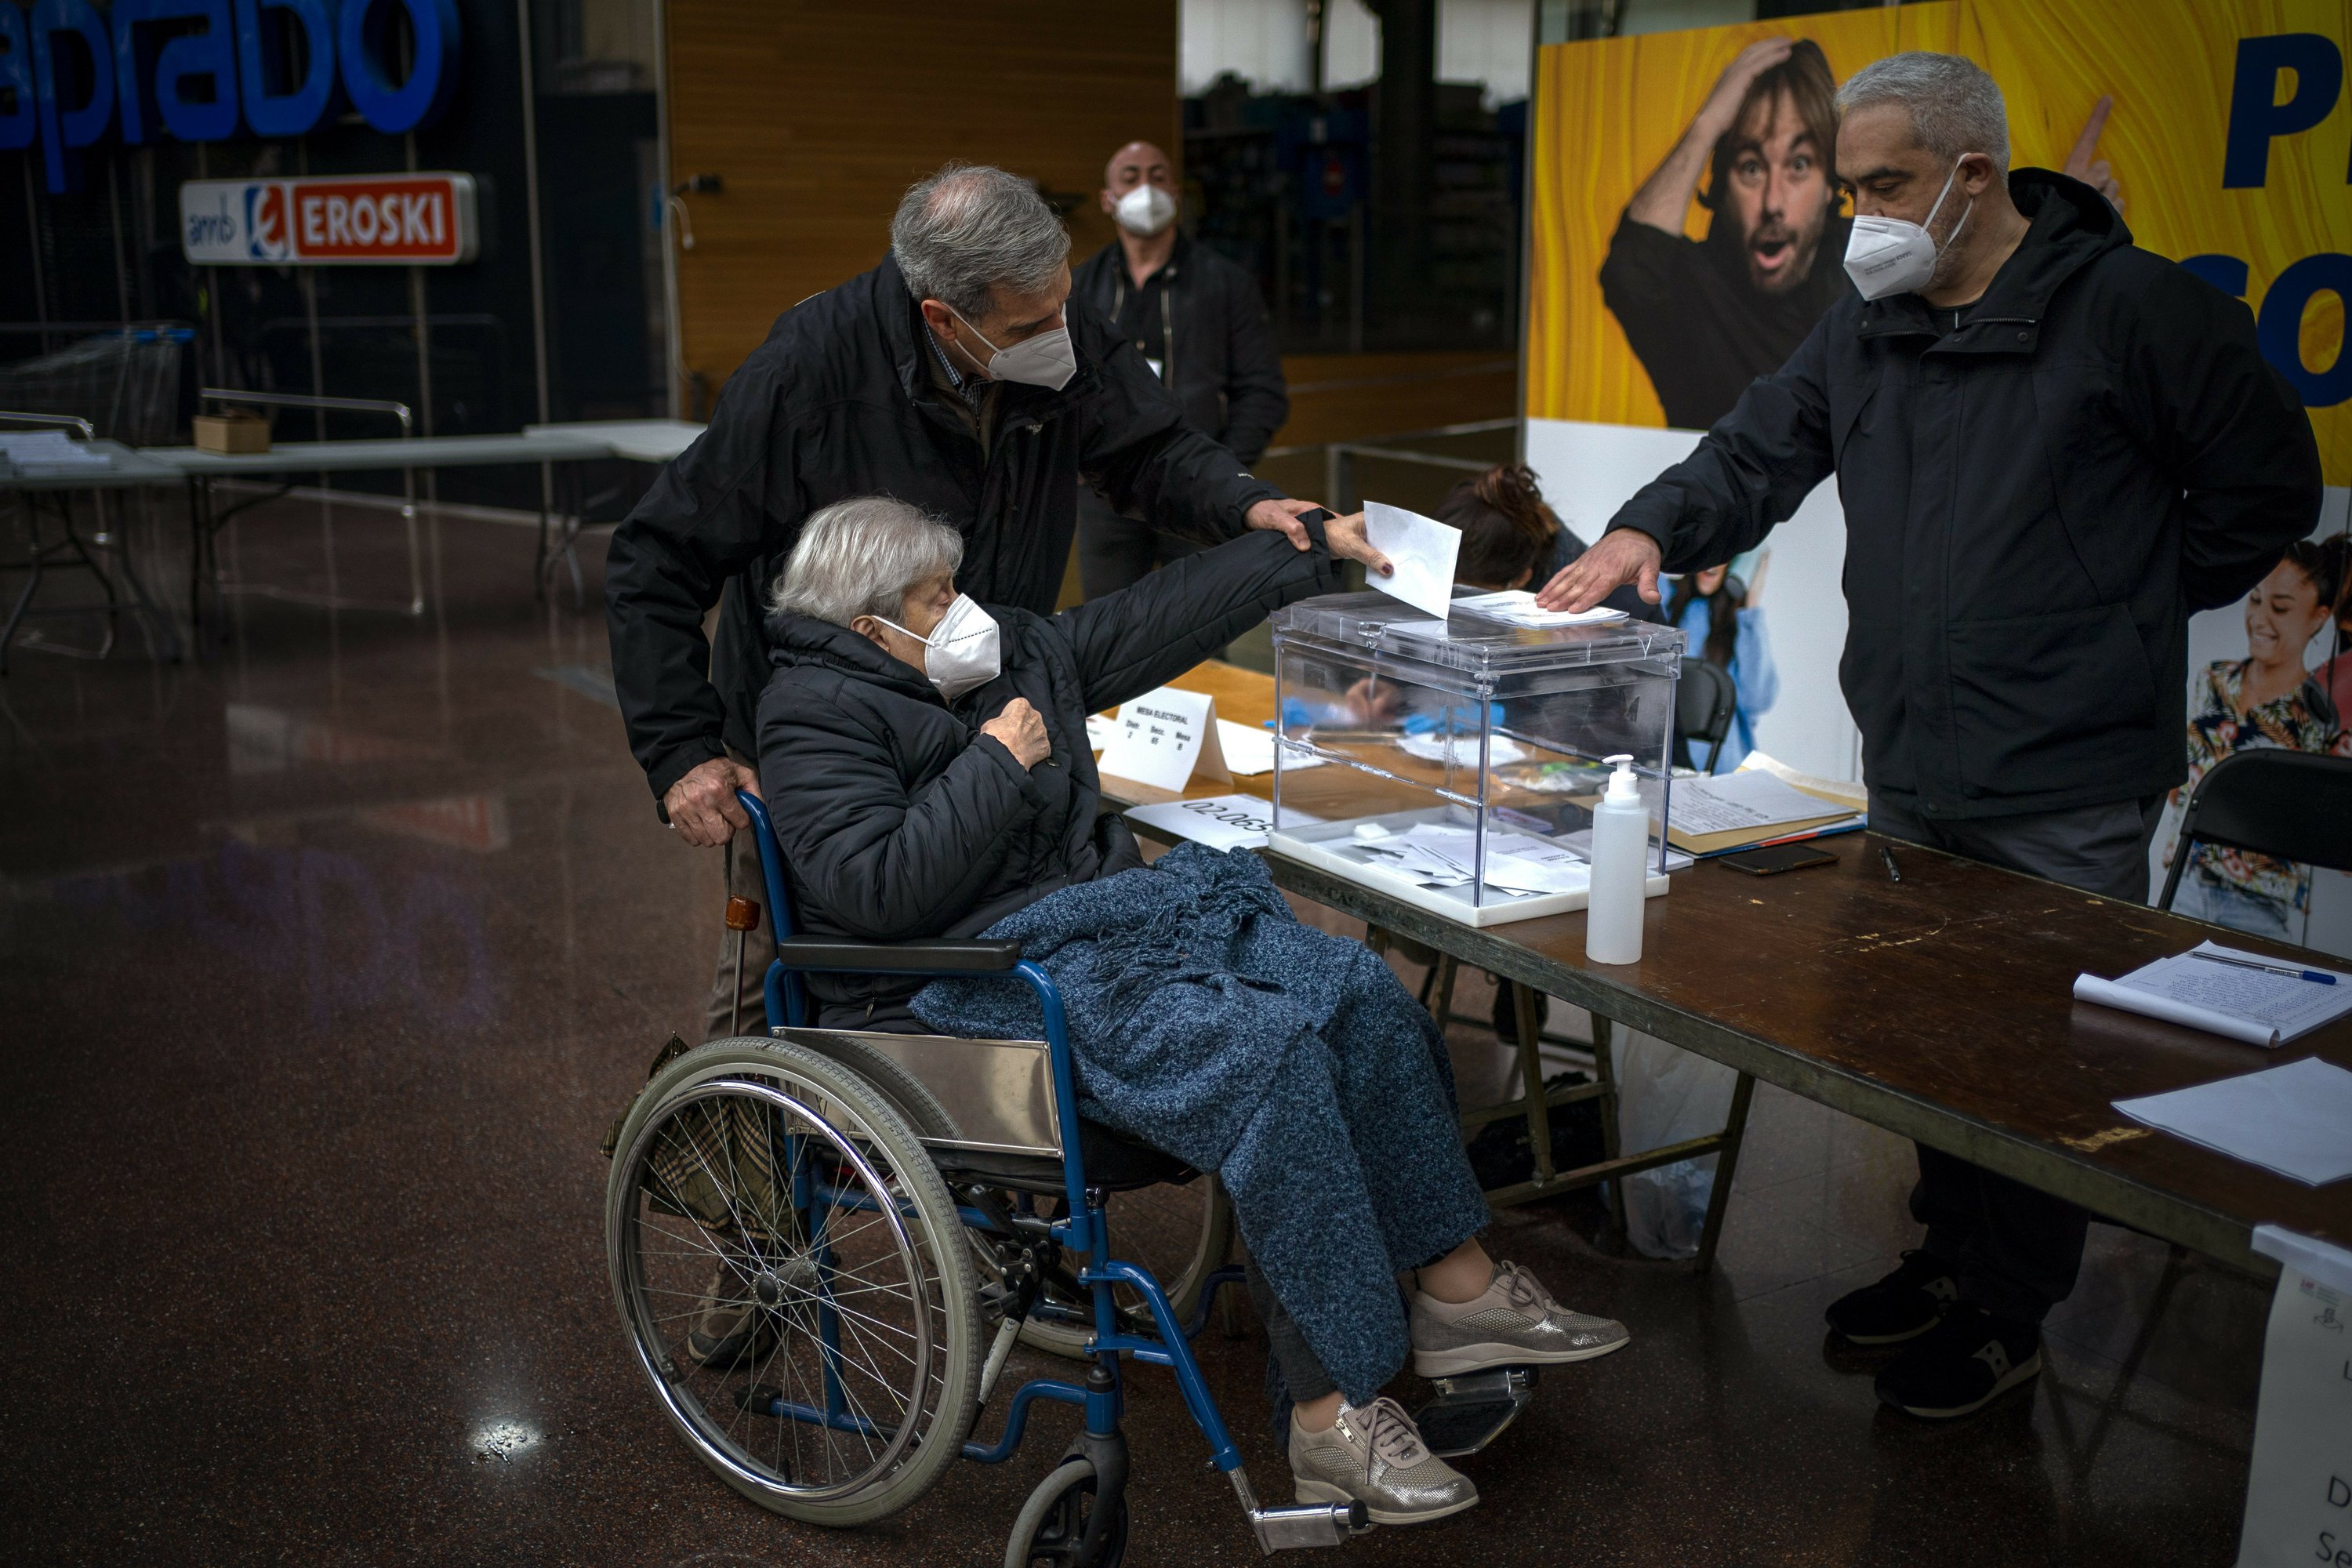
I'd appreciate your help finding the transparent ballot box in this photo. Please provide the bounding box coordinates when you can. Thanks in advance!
[1267,590,1684,927]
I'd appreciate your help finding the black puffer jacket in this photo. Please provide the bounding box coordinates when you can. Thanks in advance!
[756,522,1338,1009]
[1609,171,2322,820]
[606,253,1282,807]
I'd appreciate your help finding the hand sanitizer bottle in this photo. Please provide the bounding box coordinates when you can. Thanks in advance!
[1585,753,1649,964]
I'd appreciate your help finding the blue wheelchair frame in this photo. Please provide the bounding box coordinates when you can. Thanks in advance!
[732,790,1262,1500]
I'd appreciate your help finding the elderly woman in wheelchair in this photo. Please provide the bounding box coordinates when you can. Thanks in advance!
[607,495,1627,1555]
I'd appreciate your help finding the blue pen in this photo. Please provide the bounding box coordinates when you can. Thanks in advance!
[2190,949,2336,985]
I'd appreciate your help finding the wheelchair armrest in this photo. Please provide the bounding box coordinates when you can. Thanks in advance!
[771,935,1023,975]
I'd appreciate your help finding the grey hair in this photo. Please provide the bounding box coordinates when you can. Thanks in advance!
[890,162,1071,320]
[1835,52,2010,180]
[771,497,965,627]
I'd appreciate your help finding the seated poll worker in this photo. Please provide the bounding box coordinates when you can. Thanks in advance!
[1539,53,2322,1421]
[603,162,1386,1043]
[747,495,1629,1526]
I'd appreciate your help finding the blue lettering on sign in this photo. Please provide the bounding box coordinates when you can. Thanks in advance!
[234,0,336,137]
[2259,252,2352,409]
[13,0,461,192]
[2223,33,2344,188]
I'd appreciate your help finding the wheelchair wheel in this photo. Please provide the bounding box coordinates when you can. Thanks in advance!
[1004,1456,1129,1568]
[607,1037,980,1526]
[1015,1174,1235,1359]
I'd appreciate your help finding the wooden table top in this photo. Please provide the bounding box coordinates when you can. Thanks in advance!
[1111,662,2352,1273]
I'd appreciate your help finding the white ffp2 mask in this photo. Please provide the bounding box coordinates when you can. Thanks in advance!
[947,305,1077,391]
[1842,159,1973,302]
[880,593,1002,701]
[1112,183,1177,237]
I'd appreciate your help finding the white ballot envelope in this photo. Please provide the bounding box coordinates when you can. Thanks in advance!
[1095,687,1229,794]
[1363,502,1461,620]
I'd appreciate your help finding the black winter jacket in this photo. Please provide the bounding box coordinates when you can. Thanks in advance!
[756,521,1338,1008]
[606,253,1283,805]
[1072,234,1290,464]
[1608,172,2322,821]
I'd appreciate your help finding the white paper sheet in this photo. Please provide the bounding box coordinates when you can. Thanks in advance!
[1396,731,1528,768]
[1450,589,1627,629]
[1363,502,1461,619]
[1214,718,1324,776]
[1347,822,1591,897]
[1123,793,1319,851]
[1664,769,1852,837]
[2073,941,2352,1047]
[2113,1056,2352,1185]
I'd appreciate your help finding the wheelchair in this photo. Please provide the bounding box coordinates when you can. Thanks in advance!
[604,791,1374,1564]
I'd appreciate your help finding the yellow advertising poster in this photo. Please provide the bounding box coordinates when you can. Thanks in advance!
[1526,0,2351,485]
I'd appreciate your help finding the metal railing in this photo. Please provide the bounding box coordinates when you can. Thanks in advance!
[194,388,423,618]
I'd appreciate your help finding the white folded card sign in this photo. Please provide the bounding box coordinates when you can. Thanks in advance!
[1095,687,1229,793]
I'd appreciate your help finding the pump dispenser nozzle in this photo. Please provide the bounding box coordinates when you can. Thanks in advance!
[1602,753,1640,802]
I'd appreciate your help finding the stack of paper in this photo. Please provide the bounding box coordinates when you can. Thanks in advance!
[1347,822,1589,898]
[2074,942,2352,1047]
[1662,768,1858,854]
[2114,1056,2352,1185]
[1450,589,1627,629]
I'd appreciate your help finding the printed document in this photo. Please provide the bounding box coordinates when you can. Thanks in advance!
[1666,770,1851,837]
[2073,941,2352,1047]
[1363,502,1461,619]
[0,430,107,466]
[1123,794,1319,851]
[2113,1056,2352,1185]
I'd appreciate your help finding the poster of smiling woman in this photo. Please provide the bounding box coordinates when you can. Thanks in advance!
[1522,0,2350,950]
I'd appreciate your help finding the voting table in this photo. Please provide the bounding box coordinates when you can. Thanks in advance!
[1105,662,2352,1281]
[0,439,188,671]
[151,429,619,629]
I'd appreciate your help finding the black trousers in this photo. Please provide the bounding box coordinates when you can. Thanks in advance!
[1868,791,2164,1324]
[1075,485,1207,601]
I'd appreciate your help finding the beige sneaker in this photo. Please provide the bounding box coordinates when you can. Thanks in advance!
[1410,1258,1628,1377]
[1289,1396,1479,1526]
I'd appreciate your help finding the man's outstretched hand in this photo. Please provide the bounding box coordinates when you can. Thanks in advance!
[1534,529,1664,612]
[1247,497,1393,577]
[663,755,761,847]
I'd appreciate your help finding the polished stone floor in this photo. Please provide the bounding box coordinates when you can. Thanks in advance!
[2,500,2267,1565]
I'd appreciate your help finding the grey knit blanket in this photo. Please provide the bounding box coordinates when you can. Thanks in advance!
[913,842,1489,1402]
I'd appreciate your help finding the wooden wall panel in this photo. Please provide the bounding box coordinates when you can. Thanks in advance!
[665,2,1179,397]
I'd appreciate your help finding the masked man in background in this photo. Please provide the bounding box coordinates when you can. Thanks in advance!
[1072,140,1291,598]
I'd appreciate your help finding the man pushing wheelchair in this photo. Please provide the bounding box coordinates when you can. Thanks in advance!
[604,161,1628,1544]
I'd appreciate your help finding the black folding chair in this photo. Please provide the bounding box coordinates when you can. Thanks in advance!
[2155,750,2352,911]
[1673,657,1738,774]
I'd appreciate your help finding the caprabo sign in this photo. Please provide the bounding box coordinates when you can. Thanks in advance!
[180,172,477,264]
[0,0,461,194]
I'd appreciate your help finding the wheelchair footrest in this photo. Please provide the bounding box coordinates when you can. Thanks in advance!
[1411,1366,1539,1458]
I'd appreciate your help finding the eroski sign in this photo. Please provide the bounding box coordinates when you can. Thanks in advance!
[180,172,477,263]
[0,0,461,193]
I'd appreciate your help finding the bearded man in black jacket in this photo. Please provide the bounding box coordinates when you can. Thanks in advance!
[604,162,1388,1042]
[1543,53,2321,1422]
